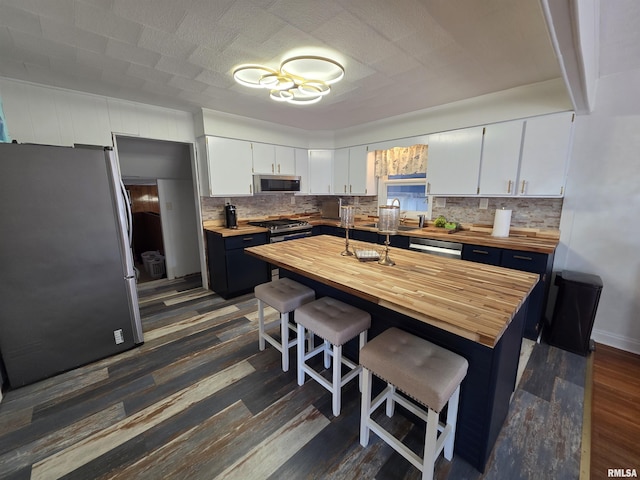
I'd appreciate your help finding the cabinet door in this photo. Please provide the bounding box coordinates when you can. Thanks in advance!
[309,150,333,194]
[275,145,296,174]
[348,145,370,195]
[206,137,253,196]
[519,112,574,196]
[427,127,483,195]
[252,142,276,174]
[479,121,524,195]
[294,148,309,194]
[333,148,350,195]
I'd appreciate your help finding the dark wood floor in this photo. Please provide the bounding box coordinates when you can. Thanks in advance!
[0,276,586,479]
[590,343,640,477]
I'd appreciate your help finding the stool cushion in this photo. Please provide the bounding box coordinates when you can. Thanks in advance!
[360,327,468,412]
[295,297,371,346]
[254,278,315,313]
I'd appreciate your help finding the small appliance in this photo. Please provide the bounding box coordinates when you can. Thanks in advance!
[224,203,238,229]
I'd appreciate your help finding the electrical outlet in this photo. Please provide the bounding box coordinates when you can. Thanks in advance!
[479,198,489,210]
[353,197,359,205]
[435,197,446,208]
[224,197,231,205]
[114,329,124,344]
[290,196,296,205]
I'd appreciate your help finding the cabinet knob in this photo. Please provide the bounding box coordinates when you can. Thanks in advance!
[277,164,280,173]
[520,180,526,194]
[344,185,347,193]
[250,184,252,194]
[271,164,274,173]
[350,185,352,193]
[427,182,431,194]
[507,180,512,194]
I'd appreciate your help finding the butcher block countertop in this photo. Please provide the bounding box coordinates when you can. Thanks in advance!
[246,235,539,348]
[204,217,559,253]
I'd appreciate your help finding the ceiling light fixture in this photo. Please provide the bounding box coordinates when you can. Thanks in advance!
[233,55,344,106]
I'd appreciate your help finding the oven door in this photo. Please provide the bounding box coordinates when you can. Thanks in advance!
[270,230,312,243]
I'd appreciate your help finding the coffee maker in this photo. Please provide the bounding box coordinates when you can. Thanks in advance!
[224,203,238,229]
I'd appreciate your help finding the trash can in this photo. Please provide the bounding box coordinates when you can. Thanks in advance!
[547,271,603,356]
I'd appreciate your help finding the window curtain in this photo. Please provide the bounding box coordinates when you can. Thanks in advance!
[374,144,428,177]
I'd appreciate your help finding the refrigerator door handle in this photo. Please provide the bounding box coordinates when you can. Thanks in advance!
[119,177,133,247]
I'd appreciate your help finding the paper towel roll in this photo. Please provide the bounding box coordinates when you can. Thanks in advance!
[491,209,512,237]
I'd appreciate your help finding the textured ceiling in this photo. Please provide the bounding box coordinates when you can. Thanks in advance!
[0,0,565,130]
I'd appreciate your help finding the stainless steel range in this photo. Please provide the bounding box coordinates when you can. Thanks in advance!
[248,218,312,243]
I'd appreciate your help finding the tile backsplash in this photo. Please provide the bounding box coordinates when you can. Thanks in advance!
[431,197,563,229]
[201,195,562,229]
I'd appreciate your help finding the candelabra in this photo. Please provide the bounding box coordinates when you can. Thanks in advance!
[377,198,400,266]
[340,205,355,256]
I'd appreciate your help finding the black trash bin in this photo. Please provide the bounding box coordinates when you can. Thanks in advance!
[547,271,603,356]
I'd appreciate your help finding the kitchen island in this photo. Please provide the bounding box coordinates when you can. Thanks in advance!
[246,235,539,472]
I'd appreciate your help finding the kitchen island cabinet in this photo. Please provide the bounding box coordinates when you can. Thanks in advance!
[246,235,538,472]
[206,230,271,299]
[462,243,554,339]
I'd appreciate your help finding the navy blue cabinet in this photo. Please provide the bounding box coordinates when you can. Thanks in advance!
[206,231,271,299]
[461,244,502,265]
[462,244,554,340]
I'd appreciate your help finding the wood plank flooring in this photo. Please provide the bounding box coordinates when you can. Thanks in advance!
[590,343,640,478]
[0,275,587,479]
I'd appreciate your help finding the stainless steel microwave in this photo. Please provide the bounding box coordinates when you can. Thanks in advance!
[253,174,301,194]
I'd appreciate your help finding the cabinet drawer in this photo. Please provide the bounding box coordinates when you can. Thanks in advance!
[462,244,502,265]
[224,233,268,250]
[501,250,547,273]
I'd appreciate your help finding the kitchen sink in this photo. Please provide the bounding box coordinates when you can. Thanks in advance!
[361,223,418,232]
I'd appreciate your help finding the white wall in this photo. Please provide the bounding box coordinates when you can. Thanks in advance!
[158,179,201,279]
[556,68,640,353]
[0,77,195,146]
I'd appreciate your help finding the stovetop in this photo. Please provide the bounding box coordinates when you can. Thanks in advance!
[248,218,311,233]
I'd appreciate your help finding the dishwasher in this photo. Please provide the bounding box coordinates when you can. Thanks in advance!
[409,237,463,259]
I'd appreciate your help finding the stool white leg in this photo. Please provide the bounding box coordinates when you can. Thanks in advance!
[358,331,367,391]
[258,299,266,351]
[324,340,331,369]
[360,367,372,447]
[281,312,290,372]
[332,344,342,416]
[422,408,439,480]
[444,385,461,460]
[297,323,305,386]
[386,383,396,417]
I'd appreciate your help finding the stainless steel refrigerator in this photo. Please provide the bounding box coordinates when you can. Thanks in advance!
[0,143,143,388]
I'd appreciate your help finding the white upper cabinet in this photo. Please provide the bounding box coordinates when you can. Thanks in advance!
[332,146,375,196]
[251,142,275,174]
[518,112,574,196]
[427,127,484,195]
[308,150,334,194]
[201,136,253,197]
[294,148,310,194]
[333,148,350,195]
[478,120,524,195]
[275,145,296,175]
[252,143,296,175]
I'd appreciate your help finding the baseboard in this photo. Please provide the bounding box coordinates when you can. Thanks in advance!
[591,329,640,355]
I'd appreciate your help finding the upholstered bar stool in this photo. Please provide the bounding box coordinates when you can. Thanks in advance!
[254,278,315,372]
[359,327,468,480]
[295,296,371,416]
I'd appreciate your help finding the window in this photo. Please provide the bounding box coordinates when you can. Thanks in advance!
[378,173,431,219]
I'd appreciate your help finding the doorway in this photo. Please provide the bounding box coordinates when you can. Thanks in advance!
[115,136,202,286]
[126,183,165,283]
